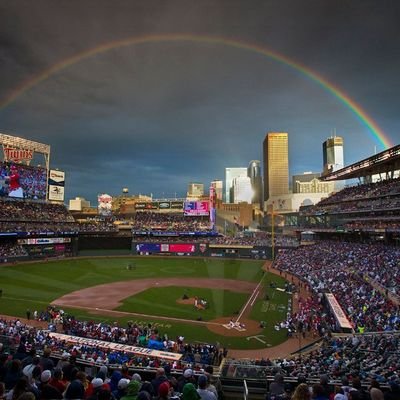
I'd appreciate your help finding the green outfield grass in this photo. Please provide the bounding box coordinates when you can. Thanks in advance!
[0,256,291,349]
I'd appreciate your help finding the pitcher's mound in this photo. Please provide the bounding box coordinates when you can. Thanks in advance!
[176,297,196,305]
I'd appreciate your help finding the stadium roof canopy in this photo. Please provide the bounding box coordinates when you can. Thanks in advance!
[320,144,400,181]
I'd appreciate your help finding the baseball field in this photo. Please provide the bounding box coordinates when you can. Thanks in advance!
[0,256,291,350]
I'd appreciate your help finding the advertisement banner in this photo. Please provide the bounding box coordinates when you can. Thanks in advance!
[48,185,64,202]
[325,293,353,331]
[48,333,181,361]
[134,202,158,210]
[170,201,184,210]
[158,201,171,210]
[209,186,216,226]
[48,170,65,185]
[18,237,71,245]
[48,169,65,202]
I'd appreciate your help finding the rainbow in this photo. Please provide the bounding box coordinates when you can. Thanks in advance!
[0,34,393,149]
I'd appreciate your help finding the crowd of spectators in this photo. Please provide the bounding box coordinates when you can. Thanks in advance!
[0,317,226,399]
[131,212,213,233]
[224,332,400,395]
[274,241,400,332]
[77,222,118,233]
[300,178,400,235]
[282,296,336,340]
[0,222,78,235]
[344,219,400,232]
[0,222,119,235]
[208,233,299,247]
[318,178,400,206]
[59,317,222,367]
[2,317,400,399]
[0,243,28,260]
[0,318,224,399]
[0,198,122,237]
[0,199,74,223]
[1,308,225,369]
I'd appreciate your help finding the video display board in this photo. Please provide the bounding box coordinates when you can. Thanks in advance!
[168,244,196,252]
[98,194,113,216]
[0,161,47,200]
[136,243,196,253]
[183,201,210,216]
[136,243,161,253]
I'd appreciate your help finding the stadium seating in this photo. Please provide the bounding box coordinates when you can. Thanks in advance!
[1,177,400,398]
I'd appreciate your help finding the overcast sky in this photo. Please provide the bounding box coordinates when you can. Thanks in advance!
[0,0,399,203]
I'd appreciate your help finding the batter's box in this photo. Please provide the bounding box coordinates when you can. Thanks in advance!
[223,322,247,331]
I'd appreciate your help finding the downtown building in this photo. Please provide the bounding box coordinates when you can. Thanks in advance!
[187,182,204,199]
[210,179,223,201]
[232,175,253,204]
[292,172,335,194]
[323,136,344,174]
[263,132,289,205]
[224,167,248,203]
[322,136,345,190]
[248,160,263,207]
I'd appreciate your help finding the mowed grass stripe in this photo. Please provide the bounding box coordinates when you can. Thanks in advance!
[0,258,263,298]
[0,270,80,293]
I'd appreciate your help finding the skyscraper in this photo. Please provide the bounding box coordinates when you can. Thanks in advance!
[263,132,289,202]
[210,180,223,201]
[247,160,262,206]
[232,176,253,203]
[322,136,344,175]
[224,167,248,203]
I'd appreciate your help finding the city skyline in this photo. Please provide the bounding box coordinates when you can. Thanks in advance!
[0,1,399,202]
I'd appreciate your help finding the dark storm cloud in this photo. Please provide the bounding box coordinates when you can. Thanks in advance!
[0,0,399,201]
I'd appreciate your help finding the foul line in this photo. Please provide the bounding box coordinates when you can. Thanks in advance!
[250,291,259,307]
[235,274,265,323]
[52,303,223,326]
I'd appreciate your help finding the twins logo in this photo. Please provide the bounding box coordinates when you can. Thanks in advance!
[199,243,207,253]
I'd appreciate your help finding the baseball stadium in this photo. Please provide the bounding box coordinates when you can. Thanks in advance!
[1,132,400,399]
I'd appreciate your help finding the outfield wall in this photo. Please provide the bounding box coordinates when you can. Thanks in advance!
[132,241,273,259]
[78,235,132,250]
[0,236,78,262]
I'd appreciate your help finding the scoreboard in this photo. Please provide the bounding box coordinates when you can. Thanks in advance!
[183,201,209,216]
